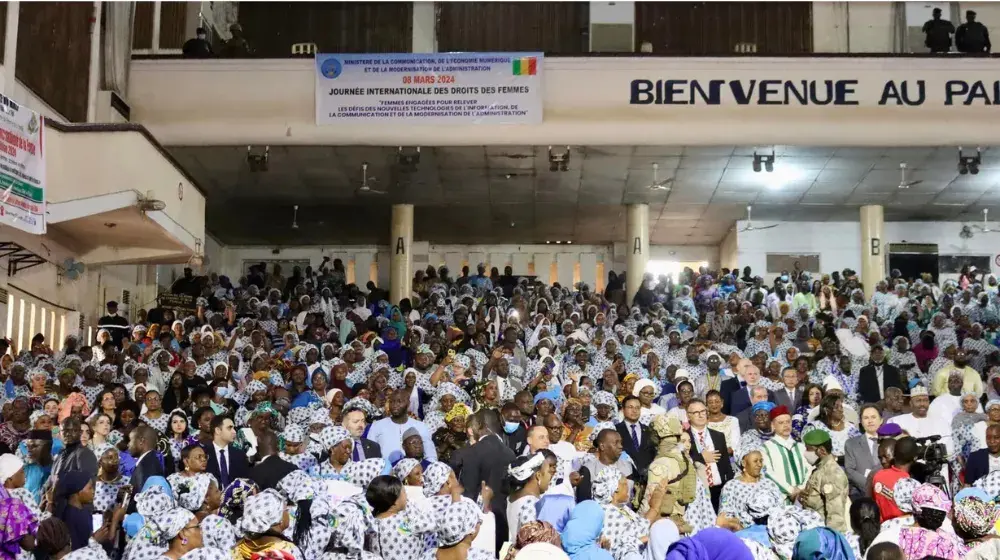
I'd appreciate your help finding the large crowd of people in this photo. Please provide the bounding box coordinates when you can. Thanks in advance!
[2,259,1000,560]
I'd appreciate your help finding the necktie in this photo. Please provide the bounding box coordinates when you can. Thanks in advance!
[352,440,361,462]
[630,424,639,450]
[698,431,714,487]
[219,448,229,488]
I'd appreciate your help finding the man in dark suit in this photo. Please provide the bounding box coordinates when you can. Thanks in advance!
[686,399,734,511]
[205,416,251,489]
[500,403,528,456]
[450,408,515,553]
[858,346,904,405]
[616,396,656,480]
[342,408,382,461]
[966,424,1000,485]
[250,431,298,490]
[729,366,775,416]
[719,376,742,415]
[774,368,804,412]
[844,404,883,499]
[737,385,771,433]
[127,426,164,512]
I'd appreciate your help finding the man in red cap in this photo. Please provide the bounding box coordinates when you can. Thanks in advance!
[760,405,811,501]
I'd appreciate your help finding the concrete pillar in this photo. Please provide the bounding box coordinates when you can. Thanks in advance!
[859,204,885,292]
[3,2,19,94]
[625,204,649,307]
[389,204,414,304]
[412,1,436,53]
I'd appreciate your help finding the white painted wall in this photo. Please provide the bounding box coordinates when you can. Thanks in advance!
[813,1,897,53]
[737,220,1000,283]
[719,229,738,272]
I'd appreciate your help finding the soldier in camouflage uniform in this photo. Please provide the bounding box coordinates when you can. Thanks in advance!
[800,428,850,533]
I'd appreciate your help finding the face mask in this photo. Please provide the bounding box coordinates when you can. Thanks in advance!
[781,275,789,282]
[503,421,520,434]
[216,386,232,398]
[804,450,819,466]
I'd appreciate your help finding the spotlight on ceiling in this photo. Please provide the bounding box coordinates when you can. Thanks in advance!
[752,150,775,173]
[247,145,270,172]
[958,147,982,175]
[548,146,571,172]
[397,146,421,167]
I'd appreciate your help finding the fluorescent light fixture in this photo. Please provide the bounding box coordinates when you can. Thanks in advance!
[760,166,802,189]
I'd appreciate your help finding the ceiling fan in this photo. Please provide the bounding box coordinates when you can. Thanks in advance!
[738,204,779,232]
[973,208,999,233]
[357,162,387,195]
[646,163,673,191]
[897,162,923,189]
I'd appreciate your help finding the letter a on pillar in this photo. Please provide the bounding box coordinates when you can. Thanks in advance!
[395,236,406,255]
[632,236,642,254]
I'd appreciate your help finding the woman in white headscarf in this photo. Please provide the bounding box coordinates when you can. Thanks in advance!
[631,379,666,425]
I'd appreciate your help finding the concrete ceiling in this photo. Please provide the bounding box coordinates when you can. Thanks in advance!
[168,145,1000,246]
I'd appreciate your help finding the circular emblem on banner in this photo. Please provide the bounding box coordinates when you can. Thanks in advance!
[320,58,343,79]
[994,254,1000,267]
[873,482,883,494]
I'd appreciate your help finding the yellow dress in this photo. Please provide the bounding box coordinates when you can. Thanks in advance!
[232,537,302,560]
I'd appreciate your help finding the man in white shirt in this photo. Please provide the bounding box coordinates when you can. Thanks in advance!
[887,386,936,440]
[367,390,437,464]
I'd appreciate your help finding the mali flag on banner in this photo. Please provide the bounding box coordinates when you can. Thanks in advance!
[512,56,537,76]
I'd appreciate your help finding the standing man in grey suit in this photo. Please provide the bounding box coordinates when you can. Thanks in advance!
[774,368,803,412]
[844,404,883,499]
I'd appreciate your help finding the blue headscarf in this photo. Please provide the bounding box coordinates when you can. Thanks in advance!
[561,501,613,560]
[791,528,855,560]
[124,476,174,537]
[751,401,777,415]
[666,527,754,560]
[534,388,563,406]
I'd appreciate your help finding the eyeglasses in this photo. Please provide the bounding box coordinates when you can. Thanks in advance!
[688,409,708,416]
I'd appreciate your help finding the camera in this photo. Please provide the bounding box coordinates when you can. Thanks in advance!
[912,435,950,492]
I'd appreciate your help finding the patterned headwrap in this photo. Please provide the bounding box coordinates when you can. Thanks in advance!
[158,508,196,541]
[766,505,824,560]
[422,462,452,497]
[444,403,472,423]
[436,497,482,547]
[343,458,386,490]
[137,484,176,519]
[746,487,783,521]
[281,424,307,444]
[591,391,618,415]
[327,494,374,552]
[317,426,352,450]
[276,470,317,503]
[200,514,237,551]
[169,473,214,512]
[912,483,952,514]
[417,344,433,356]
[391,458,420,482]
[894,477,922,514]
[589,421,617,442]
[245,380,268,396]
[953,496,1000,538]
[218,478,259,522]
[237,489,286,534]
[590,467,622,505]
[508,453,545,483]
[986,399,1000,412]
[287,407,314,427]
[342,397,378,420]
